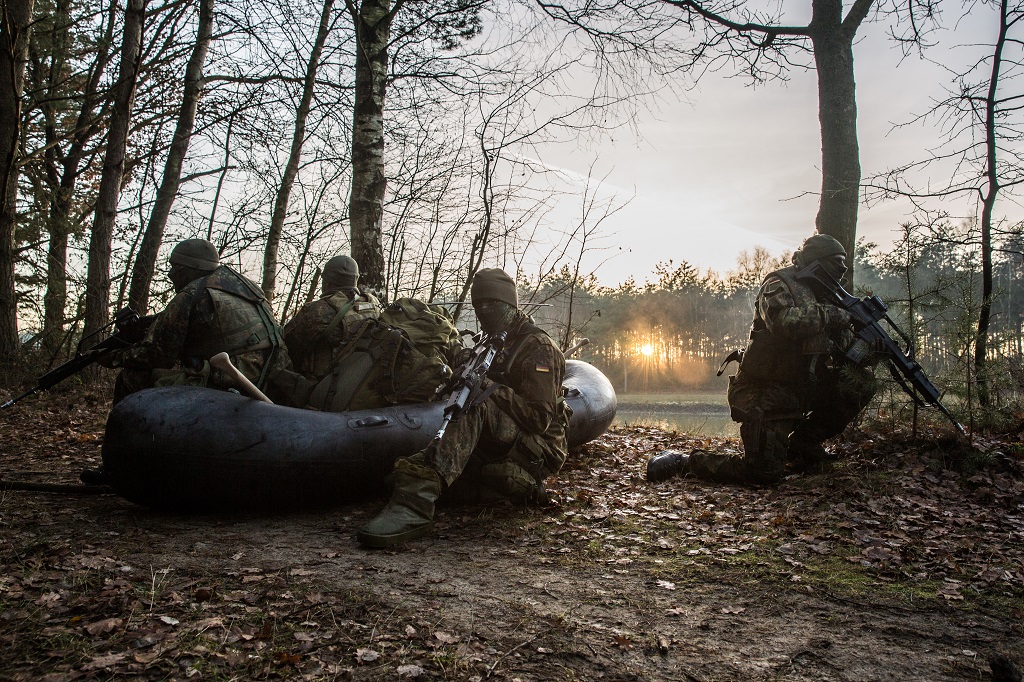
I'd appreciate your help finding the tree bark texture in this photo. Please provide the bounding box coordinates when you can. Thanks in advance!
[0,0,36,359]
[973,0,1009,408]
[128,0,215,315]
[810,0,866,289]
[348,0,394,295]
[83,0,145,340]
[261,0,335,303]
[40,0,118,355]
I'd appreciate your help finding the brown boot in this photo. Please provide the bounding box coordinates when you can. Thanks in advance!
[357,459,442,548]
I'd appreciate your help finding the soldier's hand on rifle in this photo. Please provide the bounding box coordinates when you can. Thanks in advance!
[824,305,853,331]
[453,346,475,368]
[96,348,126,369]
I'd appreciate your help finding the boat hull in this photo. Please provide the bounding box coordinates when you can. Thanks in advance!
[102,360,617,510]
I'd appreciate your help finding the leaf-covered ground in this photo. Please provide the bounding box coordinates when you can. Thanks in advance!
[1,385,1023,681]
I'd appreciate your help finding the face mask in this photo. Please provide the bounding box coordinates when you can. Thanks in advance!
[475,299,517,333]
[820,255,847,281]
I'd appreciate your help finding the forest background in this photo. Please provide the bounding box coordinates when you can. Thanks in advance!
[1,0,1024,429]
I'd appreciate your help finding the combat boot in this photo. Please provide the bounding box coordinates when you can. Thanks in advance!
[788,435,833,474]
[79,467,110,486]
[357,460,442,548]
[646,450,691,482]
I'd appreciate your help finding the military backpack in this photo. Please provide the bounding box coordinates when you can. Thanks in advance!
[305,297,458,412]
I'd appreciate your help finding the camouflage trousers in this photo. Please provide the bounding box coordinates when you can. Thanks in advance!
[402,398,559,505]
[691,363,877,485]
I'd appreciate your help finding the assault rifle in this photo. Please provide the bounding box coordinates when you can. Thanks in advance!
[433,330,507,442]
[795,262,966,435]
[2,307,154,409]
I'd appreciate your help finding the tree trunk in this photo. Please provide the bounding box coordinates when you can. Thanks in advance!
[83,0,145,339]
[42,200,70,357]
[128,0,215,315]
[39,0,117,355]
[974,0,1009,408]
[0,0,36,361]
[810,0,863,289]
[348,0,396,295]
[261,0,335,304]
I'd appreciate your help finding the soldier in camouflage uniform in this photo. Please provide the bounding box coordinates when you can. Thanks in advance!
[357,268,570,548]
[282,255,380,382]
[647,234,877,485]
[104,239,289,405]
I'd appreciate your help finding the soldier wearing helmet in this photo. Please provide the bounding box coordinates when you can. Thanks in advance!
[104,238,289,405]
[282,254,381,382]
[647,233,878,485]
[357,268,570,549]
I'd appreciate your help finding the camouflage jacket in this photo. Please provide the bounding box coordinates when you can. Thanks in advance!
[486,315,569,454]
[120,266,288,390]
[282,289,381,380]
[737,266,852,384]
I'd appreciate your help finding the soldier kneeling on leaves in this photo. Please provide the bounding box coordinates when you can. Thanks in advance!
[647,233,878,486]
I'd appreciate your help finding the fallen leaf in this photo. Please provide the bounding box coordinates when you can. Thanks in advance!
[357,648,380,663]
[80,653,126,671]
[83,617,123,636]
[192,587,214,602]
[397,664,424,677]
[433,631,459,644]
[193,617,224,631]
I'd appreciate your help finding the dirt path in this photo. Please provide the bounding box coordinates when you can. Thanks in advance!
[1,388,1022,680]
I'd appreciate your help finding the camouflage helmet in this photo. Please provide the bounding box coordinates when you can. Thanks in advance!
[169,239,219,271]
[323,255,359,289]
[794,233,846,267]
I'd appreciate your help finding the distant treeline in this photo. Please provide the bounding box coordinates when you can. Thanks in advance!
[528,226,1024,414]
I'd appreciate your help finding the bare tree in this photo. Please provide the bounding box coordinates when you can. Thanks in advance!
[28,1,118,355]
[867,0,1024,406]
[82,0,144,339]
[260,0,337,303]
[0,0,36,360]
[128,0,215,314]
[536,0,940,287]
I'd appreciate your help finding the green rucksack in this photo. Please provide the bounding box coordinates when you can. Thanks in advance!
[379,297,460,361]
[306,297,459,412]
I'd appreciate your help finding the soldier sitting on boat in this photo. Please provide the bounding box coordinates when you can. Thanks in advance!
[100,238,289,405]
[282,255,381,383]
[357,268,572,548]
[84,238,291,485]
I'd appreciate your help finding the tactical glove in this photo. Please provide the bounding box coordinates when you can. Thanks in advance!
[824,305,852,330]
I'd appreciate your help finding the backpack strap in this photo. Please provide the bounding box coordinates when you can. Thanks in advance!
[322,295,358,342]
[318,317,378,410]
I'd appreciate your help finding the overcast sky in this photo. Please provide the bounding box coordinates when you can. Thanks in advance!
[527,3,1014,287]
